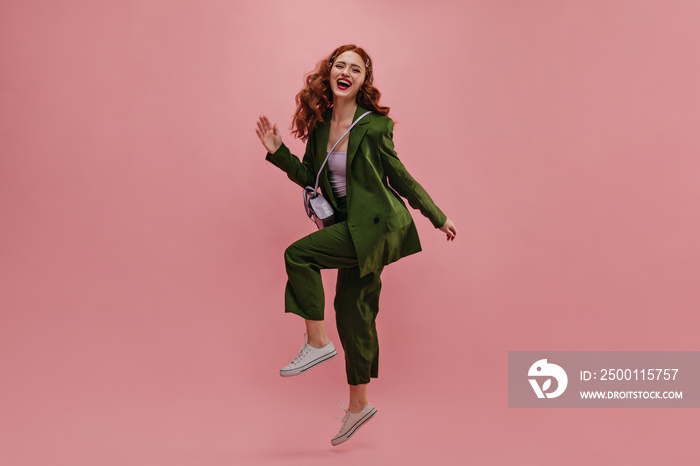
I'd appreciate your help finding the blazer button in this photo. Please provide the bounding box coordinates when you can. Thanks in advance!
[374,217,379,224]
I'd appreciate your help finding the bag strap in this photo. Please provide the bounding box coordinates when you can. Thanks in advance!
[310,110,372,193]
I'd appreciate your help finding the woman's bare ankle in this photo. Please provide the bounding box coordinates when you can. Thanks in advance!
[307,335,331,348]
[305,320,330,348]
[348,383,368,412]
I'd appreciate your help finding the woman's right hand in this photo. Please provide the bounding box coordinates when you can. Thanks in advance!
[255,115,282,154]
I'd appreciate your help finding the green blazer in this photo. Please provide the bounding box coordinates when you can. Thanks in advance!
[266,105,446,277]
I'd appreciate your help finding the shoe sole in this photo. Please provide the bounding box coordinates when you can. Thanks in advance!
[331,406,377,446]
[279,349,337,377]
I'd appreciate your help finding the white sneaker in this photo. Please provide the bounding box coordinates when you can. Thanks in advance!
[331,402,377,446]
[279,333,337,377]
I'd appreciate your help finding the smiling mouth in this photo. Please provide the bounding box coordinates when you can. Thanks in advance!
[337,79,351,90]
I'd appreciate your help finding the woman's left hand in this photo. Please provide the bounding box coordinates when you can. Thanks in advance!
[439,218,457,241]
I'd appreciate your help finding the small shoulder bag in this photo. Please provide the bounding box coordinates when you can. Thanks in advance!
[303,111,371,229]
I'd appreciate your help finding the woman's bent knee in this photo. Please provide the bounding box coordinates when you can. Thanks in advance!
[284,242,302,265]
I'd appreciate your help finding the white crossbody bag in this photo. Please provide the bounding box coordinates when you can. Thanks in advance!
[303,111,372,229]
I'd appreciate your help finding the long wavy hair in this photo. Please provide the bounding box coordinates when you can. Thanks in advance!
[291,44,390,142]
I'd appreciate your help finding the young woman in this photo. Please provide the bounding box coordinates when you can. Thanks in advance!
[255,44,456,446]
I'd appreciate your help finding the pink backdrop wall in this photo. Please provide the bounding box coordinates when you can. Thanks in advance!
[1,1,698,465]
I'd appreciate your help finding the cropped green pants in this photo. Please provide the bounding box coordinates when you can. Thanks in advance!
[283,201,383,386]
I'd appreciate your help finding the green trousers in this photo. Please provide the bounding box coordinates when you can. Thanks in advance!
[283,200,383,385]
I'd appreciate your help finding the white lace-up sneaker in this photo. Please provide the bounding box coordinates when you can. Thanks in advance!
[331,402,377,446]
[279,333,337,377]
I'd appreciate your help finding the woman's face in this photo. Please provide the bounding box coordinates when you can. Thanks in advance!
[329,51,367,101]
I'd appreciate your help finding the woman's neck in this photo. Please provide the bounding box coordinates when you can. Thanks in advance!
[331,98,357,125]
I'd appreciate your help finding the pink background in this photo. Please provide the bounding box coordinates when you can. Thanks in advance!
[1,1,699,465]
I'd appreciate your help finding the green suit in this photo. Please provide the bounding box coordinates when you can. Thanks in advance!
[266,105,445,385]
[266,105,446,278]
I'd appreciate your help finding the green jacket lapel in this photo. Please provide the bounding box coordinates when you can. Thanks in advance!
[315,110,332,167]
[346,105,370,170]
[314,110,335,205]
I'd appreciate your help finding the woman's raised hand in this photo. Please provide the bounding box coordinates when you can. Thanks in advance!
[439,218,457,241]
[255,115,283,155]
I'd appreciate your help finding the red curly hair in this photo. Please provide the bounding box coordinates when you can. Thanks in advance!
[291,45,390,142]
